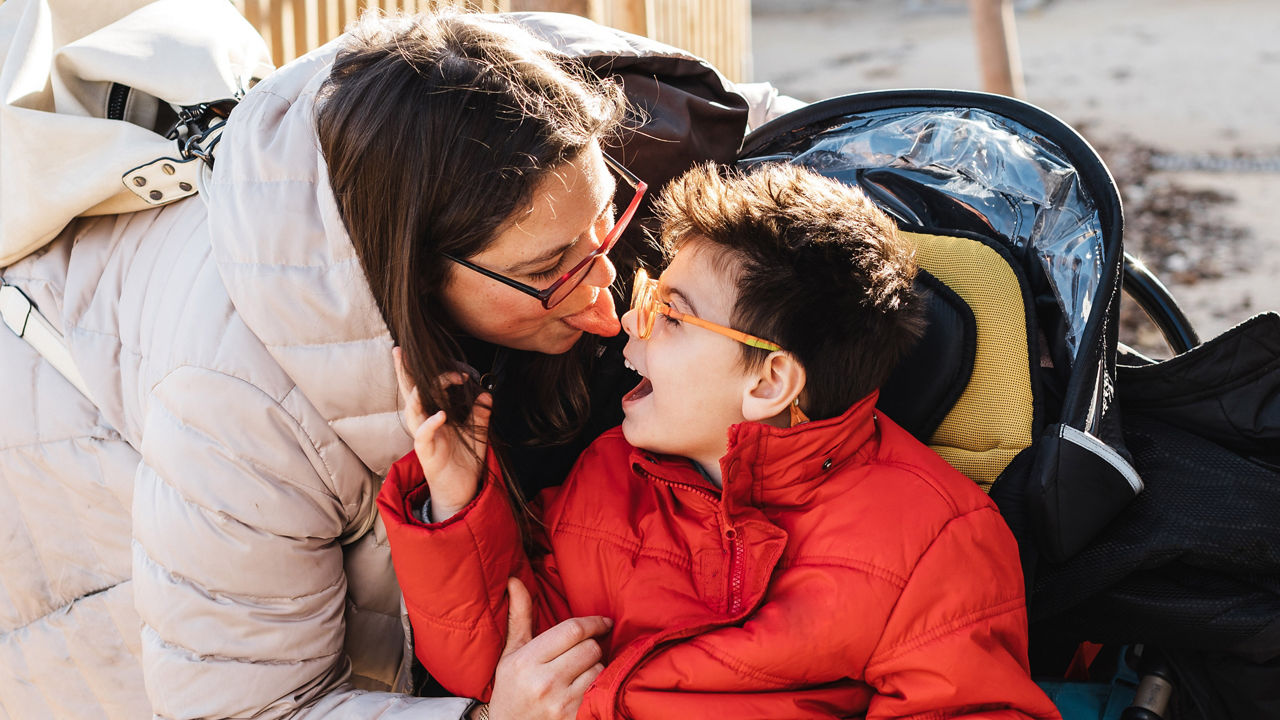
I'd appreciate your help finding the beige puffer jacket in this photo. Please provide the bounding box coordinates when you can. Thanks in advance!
[0,36,471,720]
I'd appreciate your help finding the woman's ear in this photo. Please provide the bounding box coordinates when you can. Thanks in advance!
[741,352,806,427]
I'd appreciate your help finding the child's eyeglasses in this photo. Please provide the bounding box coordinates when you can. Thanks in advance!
[629,267,784,352]
[443,152,647,310]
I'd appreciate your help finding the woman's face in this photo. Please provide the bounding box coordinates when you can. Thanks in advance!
[440,142,622,354]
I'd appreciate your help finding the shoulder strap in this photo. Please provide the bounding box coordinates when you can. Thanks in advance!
[0,281,93,401]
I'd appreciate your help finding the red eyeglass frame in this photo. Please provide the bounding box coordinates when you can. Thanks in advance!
[443,152,647,309]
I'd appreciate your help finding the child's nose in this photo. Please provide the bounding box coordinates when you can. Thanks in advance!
[620,307,639,337]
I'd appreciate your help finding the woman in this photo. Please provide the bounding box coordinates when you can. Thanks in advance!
[0,8,750,719]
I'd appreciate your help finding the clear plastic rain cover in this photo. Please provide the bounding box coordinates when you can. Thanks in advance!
[743,106,1104,361]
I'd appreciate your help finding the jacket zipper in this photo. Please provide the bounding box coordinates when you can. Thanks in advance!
[614,460,764,716]
[726,525,745,615]
[633,462,720,503]
[106,83,130,121]
[634,462,745,615]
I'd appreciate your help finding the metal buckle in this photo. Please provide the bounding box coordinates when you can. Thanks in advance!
[166,98,238,167]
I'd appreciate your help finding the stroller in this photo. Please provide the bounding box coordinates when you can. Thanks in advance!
[735,90,1280,719]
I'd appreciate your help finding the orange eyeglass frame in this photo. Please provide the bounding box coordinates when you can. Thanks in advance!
[629,268,783,352]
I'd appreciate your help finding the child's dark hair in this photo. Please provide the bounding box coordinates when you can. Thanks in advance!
[654,162,926,421]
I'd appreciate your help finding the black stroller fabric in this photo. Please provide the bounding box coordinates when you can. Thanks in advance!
[1032,311,1280,655]
[1032,312,1280,719]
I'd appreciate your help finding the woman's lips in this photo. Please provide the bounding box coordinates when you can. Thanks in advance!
[562,288,621,337]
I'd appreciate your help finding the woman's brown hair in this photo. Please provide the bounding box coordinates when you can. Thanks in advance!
[316,11,625,449]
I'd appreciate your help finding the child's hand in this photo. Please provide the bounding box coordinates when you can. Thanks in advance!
[394,347,493,522]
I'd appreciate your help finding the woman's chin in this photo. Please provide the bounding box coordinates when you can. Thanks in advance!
[512,326,584,355]
[544,330,585,355]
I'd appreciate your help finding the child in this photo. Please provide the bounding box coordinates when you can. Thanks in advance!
[379,163,1061,720]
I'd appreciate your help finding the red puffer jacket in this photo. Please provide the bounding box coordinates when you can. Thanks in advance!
[379,393,1061,720]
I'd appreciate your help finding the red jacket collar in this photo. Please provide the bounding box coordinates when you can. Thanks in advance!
[630,391,881,512]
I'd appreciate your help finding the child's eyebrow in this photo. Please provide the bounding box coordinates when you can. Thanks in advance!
[664,287,698,316]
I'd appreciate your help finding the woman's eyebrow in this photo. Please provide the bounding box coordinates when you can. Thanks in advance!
[502,194,613,274]
[504,239,576,274]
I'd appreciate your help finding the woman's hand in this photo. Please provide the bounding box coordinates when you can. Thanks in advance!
[484,578,611,720]
[393,347,492,521]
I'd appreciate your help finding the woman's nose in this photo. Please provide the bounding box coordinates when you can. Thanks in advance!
[585,251,617,289]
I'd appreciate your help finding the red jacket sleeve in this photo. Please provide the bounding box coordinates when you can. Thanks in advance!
[376,450,571,701]
[863,505,1062,720]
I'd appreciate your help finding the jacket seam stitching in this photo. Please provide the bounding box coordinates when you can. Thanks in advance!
[777,557,909,589]
[862,506,1006,675]
[685,637,801,685]
[216,256,363,271]
[554,521,692,569]
[0,581,125,636]
[868,596,1027,669]
[146,395,337,506]
[866,459,962,515]
[134,538,345,603]
[148,364,338,493]
[465,493,508,644]
[0,433,119,453]
[141,622,345,665]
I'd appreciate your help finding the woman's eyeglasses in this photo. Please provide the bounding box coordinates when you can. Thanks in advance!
[443,152,647,310]
[628,267,784,352]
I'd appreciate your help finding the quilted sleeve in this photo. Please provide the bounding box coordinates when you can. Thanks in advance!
[379,448,574,702]
[863,505,1062,720]
[133,366,471,720]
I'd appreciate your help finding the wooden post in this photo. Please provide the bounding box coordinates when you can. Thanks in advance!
[968,0,1024,98]
[239,0,752,75]
[606,0,647,37]
[509,0,595,17]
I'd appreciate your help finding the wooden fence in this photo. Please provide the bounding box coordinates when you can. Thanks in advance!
[232,0,753,81]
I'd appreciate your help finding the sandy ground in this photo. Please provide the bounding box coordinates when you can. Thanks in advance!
[752,0,1280,354]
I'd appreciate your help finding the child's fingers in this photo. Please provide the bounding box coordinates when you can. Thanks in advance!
[413,410,449,471]
[392,347,413,406]
[436,371,469,389]
[403,386,429,433]
[393,347,432,432]
[467,392,493,447]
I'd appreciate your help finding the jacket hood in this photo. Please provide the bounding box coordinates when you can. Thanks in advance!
[204,39,407,475]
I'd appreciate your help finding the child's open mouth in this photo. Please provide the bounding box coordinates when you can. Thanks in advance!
[622,377,653,403]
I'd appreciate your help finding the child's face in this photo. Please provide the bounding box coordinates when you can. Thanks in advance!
[619,243,757,478]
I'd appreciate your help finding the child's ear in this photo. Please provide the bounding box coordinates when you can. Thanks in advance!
[741,352,806,427]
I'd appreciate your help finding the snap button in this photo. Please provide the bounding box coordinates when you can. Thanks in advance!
[179,181,193,192]
[162,163,176,175]
[822,458,833,471]
[149,190,163,201]
[132,176,146,187]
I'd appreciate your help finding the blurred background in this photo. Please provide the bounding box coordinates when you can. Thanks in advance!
[236,0,1280,357]
[753,0,1280,358]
